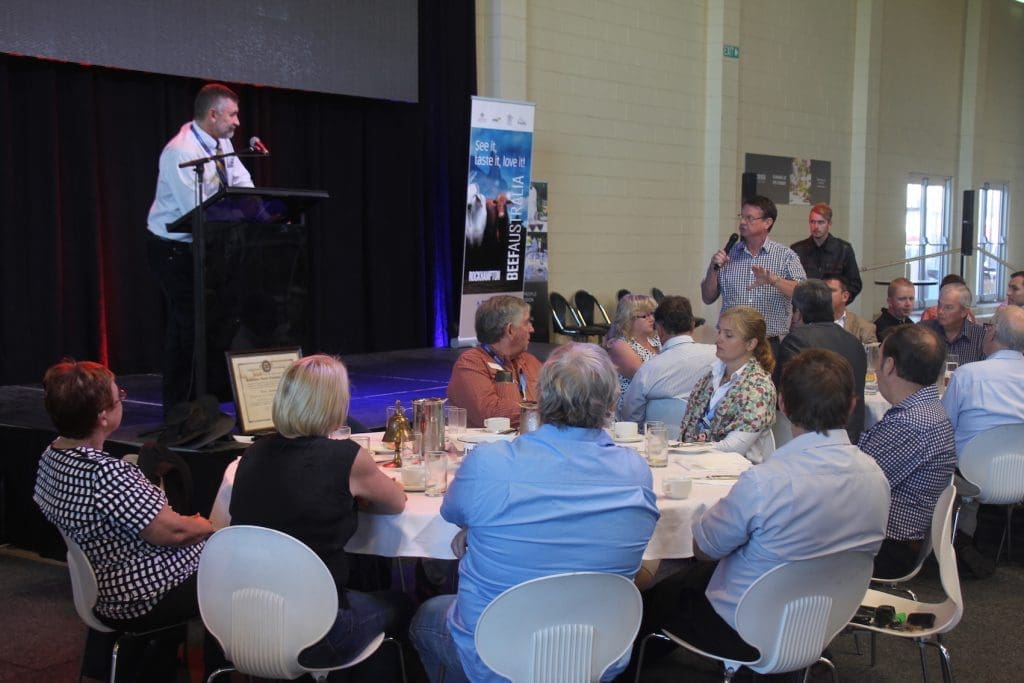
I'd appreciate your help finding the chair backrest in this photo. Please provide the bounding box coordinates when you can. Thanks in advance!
[650,287,665,303]
[549,292,583,333]
[197,525,340,680]
[60,531,116,634]
[475,572,642,683]
[645,398,687,440]
[616,289,631,301]
[734,551,874,675]
[573,290,612,327]
[930,483,964,632]
[958,423,1024,505]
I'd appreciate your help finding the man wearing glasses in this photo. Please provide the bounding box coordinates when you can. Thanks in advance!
[701,195,806,356]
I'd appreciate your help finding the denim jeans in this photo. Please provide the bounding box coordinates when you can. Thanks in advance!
[409,595,469,683]
[298,588,411,677]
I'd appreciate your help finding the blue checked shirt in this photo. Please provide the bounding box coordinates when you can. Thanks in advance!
[857,385,956,541]
[918,319,986,366]
[716,238,806,337]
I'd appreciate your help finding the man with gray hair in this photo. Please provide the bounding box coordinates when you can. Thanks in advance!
[412,343,660,682]
[447,294,541,428]
[775,278,867,442]
[919,282,985,365]
[941,305,1024,576]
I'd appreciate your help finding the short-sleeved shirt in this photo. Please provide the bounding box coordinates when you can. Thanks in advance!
[33,445,202,620]
[857,385,956,540]
[717,239,807,338]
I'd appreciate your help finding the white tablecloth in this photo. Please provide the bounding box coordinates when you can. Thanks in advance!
[344,432,749,561]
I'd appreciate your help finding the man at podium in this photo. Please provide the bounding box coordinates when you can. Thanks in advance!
[145,83,254,412]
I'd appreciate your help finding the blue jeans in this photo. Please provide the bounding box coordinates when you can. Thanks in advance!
[298,589,411,676]
[409,595,469,683]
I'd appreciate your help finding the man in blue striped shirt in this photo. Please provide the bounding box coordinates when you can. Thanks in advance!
[858,324,956,579]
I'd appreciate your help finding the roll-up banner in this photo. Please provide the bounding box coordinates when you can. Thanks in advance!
[454,97,536,347]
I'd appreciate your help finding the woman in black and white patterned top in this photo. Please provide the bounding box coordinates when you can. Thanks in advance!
[33,359,214,638]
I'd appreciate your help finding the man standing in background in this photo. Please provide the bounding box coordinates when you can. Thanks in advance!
[791,203,863,302]
[146,84,254,412]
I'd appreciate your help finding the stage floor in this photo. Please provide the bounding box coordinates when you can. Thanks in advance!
[0,343,560,440]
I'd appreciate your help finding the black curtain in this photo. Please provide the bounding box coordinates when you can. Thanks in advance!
[0,0,476,386]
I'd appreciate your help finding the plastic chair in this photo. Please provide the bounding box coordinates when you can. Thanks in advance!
[635,550,875,682]
[848,484,962,683]
[475,572,643,683]
[650,287,666,303]
[549,292,605,341]
[198,525,402,682]
[616,288,631,301]
[573,289,613,335]
[956,423,1024,563]
[61,530,188,683]
[644,397,688,441]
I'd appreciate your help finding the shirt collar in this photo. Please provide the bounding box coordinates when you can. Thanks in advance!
[711,358,749,385]
[191,122,219,147]
[892,384,940,412]
[661,334,695,350]
[835,312,847,327]
[988,348,1024,361]
[777,427,851,454]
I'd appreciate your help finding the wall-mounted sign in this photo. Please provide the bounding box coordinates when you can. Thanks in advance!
[744,153,831,205]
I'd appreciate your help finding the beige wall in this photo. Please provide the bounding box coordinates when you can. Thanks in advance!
[476,0,1024,338]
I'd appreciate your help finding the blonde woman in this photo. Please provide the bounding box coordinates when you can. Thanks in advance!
[230,354,409,676]
[604,294,661,413]
[679,306,777,463]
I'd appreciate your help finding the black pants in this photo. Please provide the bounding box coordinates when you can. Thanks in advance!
[147,233,194,412]
[631,561,759,674]
[872,538,922,581]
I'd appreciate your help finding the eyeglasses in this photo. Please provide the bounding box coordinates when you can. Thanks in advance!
[634,312,654,319]
[737,213,768,223]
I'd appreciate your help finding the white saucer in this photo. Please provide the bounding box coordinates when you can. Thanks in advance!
[612,435,644,444]
[458,431,517,444]
[670,444,715,454]
[371,443,396,455]
[372,452,395,464]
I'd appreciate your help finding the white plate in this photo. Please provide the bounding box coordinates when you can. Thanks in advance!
[371,443,396,455]
[670,444,716,454]
[458,431,517,444]
[612,435,644,444]
[372,452,395,464]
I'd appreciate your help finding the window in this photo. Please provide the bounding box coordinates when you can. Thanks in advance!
[905,174,952,309]
[975,182,1009,304]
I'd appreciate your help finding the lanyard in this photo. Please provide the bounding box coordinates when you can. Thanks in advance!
[189,124,229,187]
[481,344,527,399]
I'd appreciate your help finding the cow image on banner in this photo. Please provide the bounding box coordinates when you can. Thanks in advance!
[455,97,536,346]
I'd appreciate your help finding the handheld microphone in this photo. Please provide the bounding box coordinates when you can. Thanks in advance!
[713,233,740,271]
[248,136,270,155]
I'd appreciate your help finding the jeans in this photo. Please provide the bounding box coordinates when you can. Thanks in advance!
[409,595,469,683]
[298,589,412,679]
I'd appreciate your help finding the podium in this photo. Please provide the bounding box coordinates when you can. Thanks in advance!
[168,187,329,399]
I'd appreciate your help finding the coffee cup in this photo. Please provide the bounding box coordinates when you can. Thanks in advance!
[661,477,693,499]
[484,417,511,433]
[613,421,639,439]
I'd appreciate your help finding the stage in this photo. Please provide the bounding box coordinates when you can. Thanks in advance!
[0,343,558,556]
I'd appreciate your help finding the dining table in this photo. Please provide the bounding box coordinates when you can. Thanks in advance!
[343,429,750,561]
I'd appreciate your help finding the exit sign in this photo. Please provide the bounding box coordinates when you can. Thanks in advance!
[723,45,740,59]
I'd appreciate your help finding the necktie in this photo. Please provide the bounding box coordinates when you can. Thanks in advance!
[213,140,228,188]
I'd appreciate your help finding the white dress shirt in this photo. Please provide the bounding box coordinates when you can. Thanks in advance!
[619,335,717,423]
[942,349,1024,452]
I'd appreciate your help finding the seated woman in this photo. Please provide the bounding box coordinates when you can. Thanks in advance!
[679,306,777,463]
[229,354,410,675]
[604,294,661,415]
[447,295,541,428]
[33,359,214,681]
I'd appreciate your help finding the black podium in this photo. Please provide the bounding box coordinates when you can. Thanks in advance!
[168,186,329,400]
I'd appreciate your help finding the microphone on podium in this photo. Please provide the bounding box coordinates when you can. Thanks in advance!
[248,136,270,155]
[713,233,740,271]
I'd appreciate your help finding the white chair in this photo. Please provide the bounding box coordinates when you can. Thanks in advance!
[61,530,188,683]
[197,525,401,682]
[848,484,962,683]
[635,550,875,682]
[957,423,1024,563]
[474,572,643,683]
[645,397,687,440]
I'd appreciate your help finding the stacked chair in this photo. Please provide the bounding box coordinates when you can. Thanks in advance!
[549,292,608,341]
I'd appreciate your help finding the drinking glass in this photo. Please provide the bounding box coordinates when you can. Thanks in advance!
[424,450,448,497]
[446,406,467,438]
[400,432,423,467]
[645,425,669,467]
[643,420,664,435]
[351,435,371,452]
[944,354,959,388]
[329,425,351,440]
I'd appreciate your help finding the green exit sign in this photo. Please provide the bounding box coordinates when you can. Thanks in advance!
[723,45,740,59]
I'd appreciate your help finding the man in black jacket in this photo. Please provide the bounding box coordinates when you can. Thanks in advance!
[791,203,863,302]
[775,279,867,443]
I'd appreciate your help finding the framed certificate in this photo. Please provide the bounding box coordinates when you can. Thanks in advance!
[225,347,302,434]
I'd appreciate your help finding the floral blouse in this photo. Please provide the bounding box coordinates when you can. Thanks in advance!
[679,358,776,443]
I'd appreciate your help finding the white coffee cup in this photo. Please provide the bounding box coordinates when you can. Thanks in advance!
[484,417,511,433]
[662,477,693,499]
[613,421,639,439]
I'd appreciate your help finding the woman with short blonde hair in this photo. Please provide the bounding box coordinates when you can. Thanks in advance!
[603,294,660,414]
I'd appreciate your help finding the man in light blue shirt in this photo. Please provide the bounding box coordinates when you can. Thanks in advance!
[620,296,716,431]
[635,349,888,664]
[410,343,660,683]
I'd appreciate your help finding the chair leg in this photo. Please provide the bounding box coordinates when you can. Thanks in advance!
[383,636,408,683]
[109,636,123,683]
[995,506,1012,565]
[936,635,955,683]
[633,632,671,683]
[870,631,877,668]
[917,639,931,683]
[206,665,237,682]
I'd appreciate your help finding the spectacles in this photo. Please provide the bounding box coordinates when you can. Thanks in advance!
[738,213,768,223]
[635,312,654,319]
